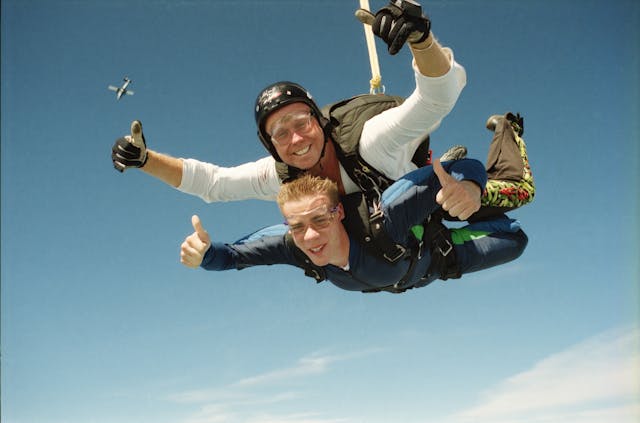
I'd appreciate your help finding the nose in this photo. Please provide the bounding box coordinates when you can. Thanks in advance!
[303,225,321,243]
[289,131,305,145]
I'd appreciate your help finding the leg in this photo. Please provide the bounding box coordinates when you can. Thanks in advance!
[455,229,529,275]
[472,113,535,221]
[419,216,528,284]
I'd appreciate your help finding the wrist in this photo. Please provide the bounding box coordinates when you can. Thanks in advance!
[140,151,149,168]
[410,33,435,51]
[141,148,159,169]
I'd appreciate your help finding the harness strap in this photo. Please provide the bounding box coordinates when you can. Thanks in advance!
[423,214,461,281]
[360,245,418,294]
[361,221,423,294]
[332,139,393,200]
[341,193,410,265]
[369,209,408,263]
[362,212,461,294]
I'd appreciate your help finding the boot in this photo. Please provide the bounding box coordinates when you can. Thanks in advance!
[486,112,524,136]
[439,145,467,161]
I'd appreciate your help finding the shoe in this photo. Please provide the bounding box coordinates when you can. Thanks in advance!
[440,145,467,161]
[506,112,524,136]
[485,115,502,133]
[486,113,524,136]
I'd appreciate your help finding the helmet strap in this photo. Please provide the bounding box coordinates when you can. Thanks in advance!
[317,136,329,170]
[315,115,335,171]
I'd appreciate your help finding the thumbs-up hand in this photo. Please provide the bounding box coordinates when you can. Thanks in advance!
[180,215,212,268]
[129,120,146,149]
[433,159,481,221]
[111,120,148,172]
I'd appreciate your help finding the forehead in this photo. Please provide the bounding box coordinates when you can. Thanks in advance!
[265,102,310,131]
[282,194,331,219]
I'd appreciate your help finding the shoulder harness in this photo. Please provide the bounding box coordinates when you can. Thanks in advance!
[279,95,459,289]
[276,94,433,261]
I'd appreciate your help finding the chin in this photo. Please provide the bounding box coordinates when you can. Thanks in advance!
[308,255,330,267]
[288,154,320,170]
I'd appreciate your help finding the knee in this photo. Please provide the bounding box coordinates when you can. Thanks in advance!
[513,229,529,259]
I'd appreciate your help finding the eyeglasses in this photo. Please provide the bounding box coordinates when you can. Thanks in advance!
[269,111,314,146]
[285,204,339,235]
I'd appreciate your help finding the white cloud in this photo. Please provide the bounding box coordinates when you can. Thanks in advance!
[169,389,299,406]
[168,389,246,404]
[176,392,352,423]
[168,327,640,423]
[447,325,640,423]
[169,348,382,423]
[233,349,381,388]
[241,412,349,423]
[181,403,234,423]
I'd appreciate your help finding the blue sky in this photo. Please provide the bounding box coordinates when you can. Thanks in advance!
[1,1,638,423]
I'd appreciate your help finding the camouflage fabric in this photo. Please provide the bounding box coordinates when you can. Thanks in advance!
[481,120,535,209]
[482,134,534,208]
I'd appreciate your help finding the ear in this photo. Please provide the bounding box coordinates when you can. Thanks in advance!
[336,202,346,221]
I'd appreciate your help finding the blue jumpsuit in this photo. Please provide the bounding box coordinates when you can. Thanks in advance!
[200,159,528,293]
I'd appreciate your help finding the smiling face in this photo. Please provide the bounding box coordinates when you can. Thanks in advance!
[265,102,326,170]
[281,193,349,268]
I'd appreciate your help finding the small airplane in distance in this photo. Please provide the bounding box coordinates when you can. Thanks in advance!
[108,76,134,100]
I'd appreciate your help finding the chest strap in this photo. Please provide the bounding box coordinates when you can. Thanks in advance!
[363,212,461,294]
[423,213,461,281]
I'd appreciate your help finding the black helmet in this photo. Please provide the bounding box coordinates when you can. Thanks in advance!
[255,81,324,162]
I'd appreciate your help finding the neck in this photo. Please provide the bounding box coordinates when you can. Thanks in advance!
[309,140,346,195]
[331,227,351,269]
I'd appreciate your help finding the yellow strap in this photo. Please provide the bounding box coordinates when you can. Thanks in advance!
[359,0,384,94]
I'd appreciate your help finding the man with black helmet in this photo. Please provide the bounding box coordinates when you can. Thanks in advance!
[112,1,472,216]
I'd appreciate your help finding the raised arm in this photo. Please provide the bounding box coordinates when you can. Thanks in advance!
[141,150,183,188]
[356,1,467,181]
[112,120,182,187]
[111,120,282,202]
[409,33,451,77]
[357,0,454,77]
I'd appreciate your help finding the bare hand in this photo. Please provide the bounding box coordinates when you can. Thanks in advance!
[180,215,212,268]
[433,159,481,220]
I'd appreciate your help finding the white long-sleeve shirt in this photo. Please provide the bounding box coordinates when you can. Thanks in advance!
[178,49,466,203]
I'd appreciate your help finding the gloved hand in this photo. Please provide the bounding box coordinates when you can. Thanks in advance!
[112,120,148,172]
[372,0,431,55]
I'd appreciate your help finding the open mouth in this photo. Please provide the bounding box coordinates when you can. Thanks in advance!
[308,244,325,254]
[293,145,311,156]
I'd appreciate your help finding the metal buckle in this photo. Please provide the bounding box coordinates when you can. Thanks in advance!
[438,240,453,257]
[417,241,424,260]
[370,208,384,221]
[383,245,407,262]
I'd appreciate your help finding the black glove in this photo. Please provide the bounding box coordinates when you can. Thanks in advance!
[112,120,148,172]
[373,0,431,55]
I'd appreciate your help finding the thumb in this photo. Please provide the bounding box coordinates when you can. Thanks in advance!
[130,120,145,148]
[355,8,375,26]
[433,158,453,187]
[191,215,210,244]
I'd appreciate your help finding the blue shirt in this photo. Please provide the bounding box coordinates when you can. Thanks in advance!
[201,160,528,292]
